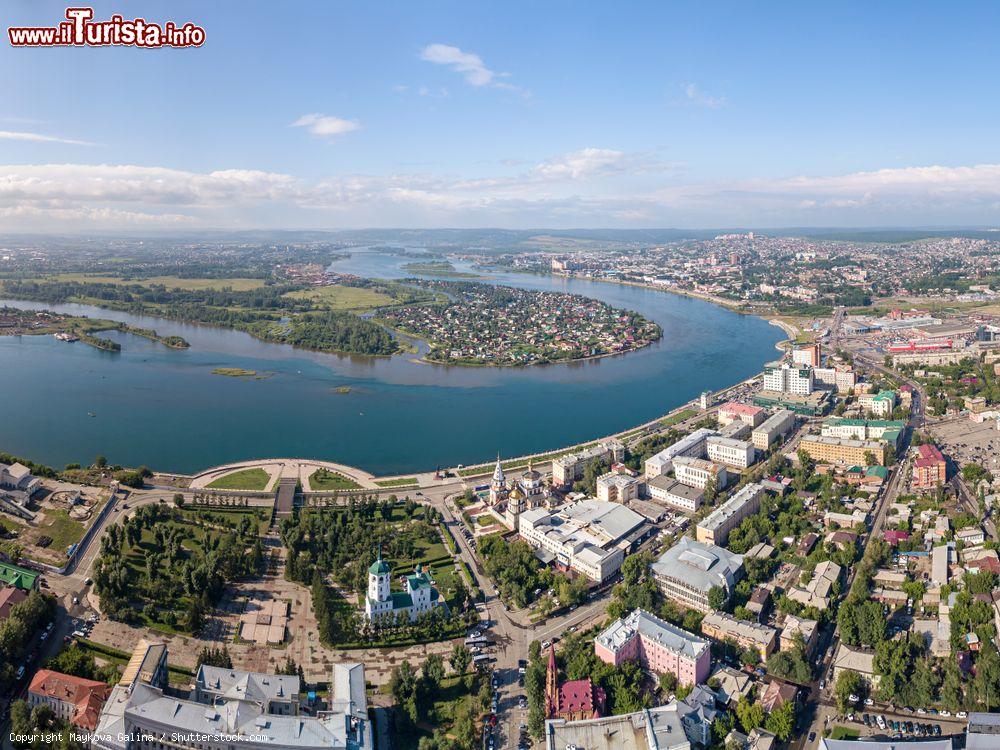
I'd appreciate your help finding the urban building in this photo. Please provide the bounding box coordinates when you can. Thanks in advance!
[0,585,27,621]
[762,362,814,395]
[858,390,897,417]
[750,410,796,451]
[787,560,841,610]
[28,670,111,732]
[365,552,446,623]
[700,611,777,660]
[519,500,648,582]
[194,666,300,715]
[546,645,605,722]
[651,537,744,612]
[791,344,821,367]
[717,402,766,428]
[596,471,641,504]
[0,461,41,498]
[543,700,708,750]
[552,441,625,486]
[831,644,878,689]
[798,435,885,466]
[489,456,549,528]
[967,712,1000,750]
[753,390,829,416]
[913,444,947,490]
[673,456,727,490]
[821,418,904,447]
[0,560,39,591]
[646,476,703,514]
[813,366,856,393]
[644,429,717,478]
[696,483,765,546]
[594,609,711,686]
[706,435,755,469]
[780,615,818,654]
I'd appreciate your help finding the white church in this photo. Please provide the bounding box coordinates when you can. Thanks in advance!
[364,550,448,623]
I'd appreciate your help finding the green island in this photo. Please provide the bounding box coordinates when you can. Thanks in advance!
[0,306,191,352]
[378,279,662,366]
[205,467,271,490]
[400,260,481,278]
[212,367,259,378]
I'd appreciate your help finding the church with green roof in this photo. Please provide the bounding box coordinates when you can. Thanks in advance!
[364,550,446,623]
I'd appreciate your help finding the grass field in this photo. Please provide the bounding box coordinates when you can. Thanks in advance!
[283,284,394,311]
[36,509,86,551]
[829,727,860,740]
[206,467,271,491]
[661,408,697,426]
[375,477,419,488]
[309,469,361,490]
[45,273,266,291]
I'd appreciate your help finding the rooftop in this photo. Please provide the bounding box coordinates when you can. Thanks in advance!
[651,538,744,594]
[596,608,709,660]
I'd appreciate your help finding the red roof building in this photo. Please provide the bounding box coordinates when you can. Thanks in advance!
[883,530,911,546]
[545,645,605,721]
[0,585,27,620]
[913,444,947,490]
[28,669,111,731]
[760,680,797,712]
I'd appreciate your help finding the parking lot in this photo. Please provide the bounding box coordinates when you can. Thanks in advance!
[931,416,1000,471]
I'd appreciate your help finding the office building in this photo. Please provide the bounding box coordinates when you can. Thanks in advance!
[798,435,885,466]
[651,537,744,612]
[696,484,765,546]
[706,436,755,469]
[791,344,821,367]
[596,472,641,504]
[858,390,897,417]
[595,609,711,687]
[646,476,703,514]
[913,444,947,490]
[673,456,727,490]
[552,441,625,486]
[519,500,648,582]
[700,612,777,660]
[750,410,796,451]
[762,362,814,395]
[717,402,765,428]
[820,418,904,448]
[644,429,716,479]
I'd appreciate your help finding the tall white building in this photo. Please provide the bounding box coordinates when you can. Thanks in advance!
[706,436,755,469]
[364,551,447,623]
[762,362,814,395]
[673,456,727,490]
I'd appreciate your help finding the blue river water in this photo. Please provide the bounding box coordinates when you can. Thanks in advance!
[0,250,783,475]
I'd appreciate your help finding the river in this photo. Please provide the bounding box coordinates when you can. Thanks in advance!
[0,249,783,475]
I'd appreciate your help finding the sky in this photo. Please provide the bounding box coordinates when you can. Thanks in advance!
[3,1,1000,231]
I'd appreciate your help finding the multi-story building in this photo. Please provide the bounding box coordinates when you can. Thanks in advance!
[912,444,947,490]
[28,670,111,732]
[751,410,796,451]
[762,362,814,395]
[552,440,625,486]
[706,436,755,469]
[786,560,841,610]
[365,552,447,623]
[93,644,372,750]
[780,615,818,655]
[594,609,711,687]
[791,344,821,367]
[821,418,904,449]
[0,461,41,498]
[798,435,885,466]
[644,429,717,478]
[646,476,703,514]
[700,612,778,661]
[596,472,641,504]
[673,456,727,490]
[519,500,648,582]
[813,366,857,393]
[717,402,765,428]
[696,484,765,546]
[858,390,897,417]
[651,537,744,612]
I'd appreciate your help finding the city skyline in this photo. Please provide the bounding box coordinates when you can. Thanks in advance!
[5,1,1000,230]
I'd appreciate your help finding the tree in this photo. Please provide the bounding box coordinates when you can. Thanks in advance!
[835,670,862,714]
[423,653,446,690]
[863,450,877,467]
[658,671,678,695]
[173,493,185,507]
[703,476,718,504]
[94,455,107,469]
[449,643,471,675]
[736,696,764,733]
[765,700,795,740]
[707,585,727,611]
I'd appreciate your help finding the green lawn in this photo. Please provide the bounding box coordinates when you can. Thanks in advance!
[375,477,419,488]
[310,469,362,490]
[37,510,86,551]
[661,408,697,426]
[206,468,271,491]
[283,284,394,312]
[829,727,860,741]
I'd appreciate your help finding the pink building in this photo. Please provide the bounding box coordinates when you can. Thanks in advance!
[594,608,711,686]
[717,402,766,428]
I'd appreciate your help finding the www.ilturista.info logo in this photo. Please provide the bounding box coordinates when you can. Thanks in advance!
[8,7,205,48]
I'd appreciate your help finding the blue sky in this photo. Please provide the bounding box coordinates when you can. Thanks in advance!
[3,1,1000,230]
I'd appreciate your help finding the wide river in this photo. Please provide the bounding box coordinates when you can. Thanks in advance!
[0,250,783,475]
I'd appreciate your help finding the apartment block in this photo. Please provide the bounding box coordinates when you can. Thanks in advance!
[696,483,765,546]
[706,435,755,469]
[751,410,796,451]
[595,609,711,687]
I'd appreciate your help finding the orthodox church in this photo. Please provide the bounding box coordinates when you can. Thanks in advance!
[488,454,549,530]
[364,549,447,623]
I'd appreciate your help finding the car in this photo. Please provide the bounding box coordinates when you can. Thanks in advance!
[864,698,874,706]
[876,715,886,730]
[40,631,48,642]
[957,711,968,718]
[849,694,859,703]
[541,641,551,650]
[84,577,92,586]
[863,714,871,726]
[819,679,825,690]
[808,732,816,742]
[72,596,79,605]
[940,710,951,717]
[15,666,24,680]
[903,706,914,713]
[916,708,927,715]
[932,725,941,736]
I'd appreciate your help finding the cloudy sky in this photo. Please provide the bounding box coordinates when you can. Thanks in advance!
[4,1,1000,231]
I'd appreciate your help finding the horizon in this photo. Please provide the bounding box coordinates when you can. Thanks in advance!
[6,2,1000,231]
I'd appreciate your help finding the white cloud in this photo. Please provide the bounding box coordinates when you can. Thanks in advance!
[533,148,629,180]
[0,130,93,146]
[680,83,726,109]
[420,44,496,86]
[290,113,360,139]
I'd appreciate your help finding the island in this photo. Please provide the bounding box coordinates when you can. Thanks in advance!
[400,260,481,278]
[0,306,188,352]
[377,279,662,366]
